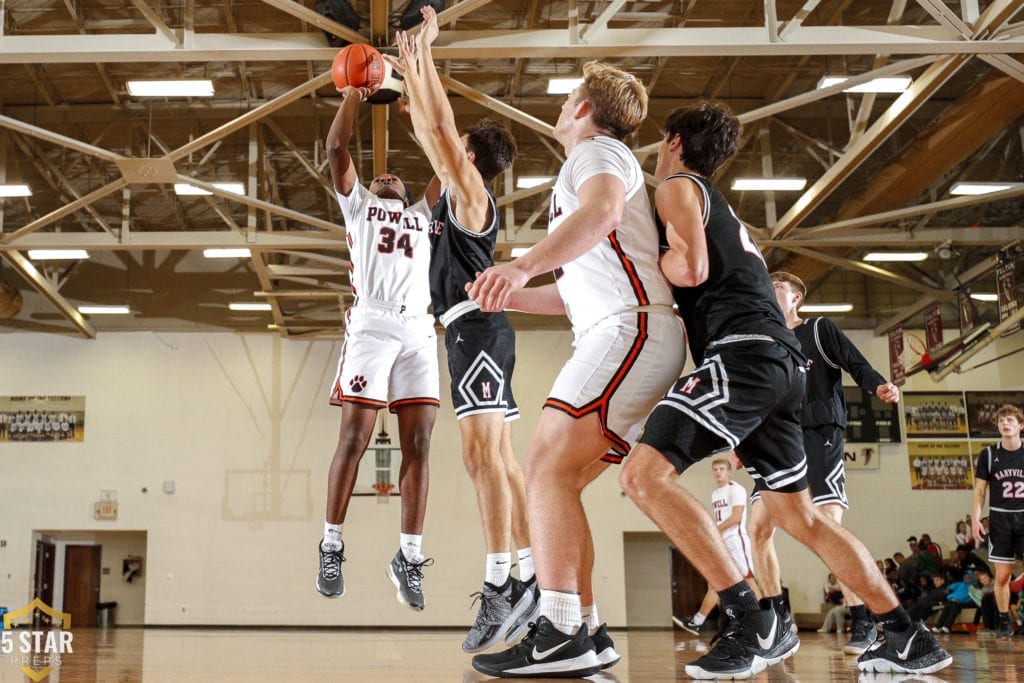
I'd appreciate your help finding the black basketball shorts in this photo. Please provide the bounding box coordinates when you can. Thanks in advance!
[987,510,1024,564]
[639,338,809,494]
[444,310,519,421]
[751,424,847,507]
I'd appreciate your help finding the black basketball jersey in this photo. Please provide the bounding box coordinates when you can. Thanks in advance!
[975,443,1024,512]
[794,317,887,428]
[656,173,797,359]
[428,187,499,318]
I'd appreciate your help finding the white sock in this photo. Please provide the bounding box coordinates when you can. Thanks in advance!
[540,589,582,635]
[400,533,423,563]
[692,612,707,626]
[323,522,342,550]
[582,604,600,634]
[517,547,535,583]
[486,552,512,587]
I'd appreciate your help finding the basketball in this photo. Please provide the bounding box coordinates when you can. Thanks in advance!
[331,44,385,91]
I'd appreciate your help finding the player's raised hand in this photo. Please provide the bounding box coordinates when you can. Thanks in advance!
[419,5,440,46]
[467,263,529,312]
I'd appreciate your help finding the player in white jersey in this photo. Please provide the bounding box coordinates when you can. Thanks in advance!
[315,84,440,612]
[676,456,759,635]
[469,62,685,679]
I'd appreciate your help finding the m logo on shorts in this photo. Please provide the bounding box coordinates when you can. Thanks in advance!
[482,381,492,400]
[681,376,702,395]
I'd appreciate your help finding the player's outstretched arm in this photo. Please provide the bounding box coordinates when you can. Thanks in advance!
[390,31,448,192]
[655,177,708,288]
[414,6,490,232]
[325,86,369,196]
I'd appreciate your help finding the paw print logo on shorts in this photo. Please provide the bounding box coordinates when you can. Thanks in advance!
[349,375,367,393]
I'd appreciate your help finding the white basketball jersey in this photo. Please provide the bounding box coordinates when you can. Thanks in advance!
[712,481,748,542]
[336,179,432,313]
[548,136,673,335]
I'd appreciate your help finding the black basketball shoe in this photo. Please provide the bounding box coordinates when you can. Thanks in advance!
[857,621,953,674]
[684,608,781,679]
[590,623,621,670]
[471,616,602,678]
[844,618,878,655]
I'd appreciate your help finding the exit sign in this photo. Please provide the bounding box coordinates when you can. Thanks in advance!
[94,501,118,520]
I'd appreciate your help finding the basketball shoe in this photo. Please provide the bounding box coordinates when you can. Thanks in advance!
[462,578,534,653]
[471,616,602,678]
[387,550,433,611]
[856,621,953,674]
[504,576,539,644]
[674,615,702,635]
[590,623,621,669]
[683,608,782,679]
[844,618,878,655]
[316,541,345,597]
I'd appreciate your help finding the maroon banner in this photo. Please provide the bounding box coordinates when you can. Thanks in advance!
[888,325,906,387]
[957,288,975,335]
[924,303,943,353]
[996,262,1020,334]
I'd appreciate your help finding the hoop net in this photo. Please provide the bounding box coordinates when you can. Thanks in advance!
[372,481,394,504]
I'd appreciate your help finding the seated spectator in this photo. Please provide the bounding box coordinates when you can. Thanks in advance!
[955,520,973,550]
[932,571,976,633]
[823,572,843,605]
[886,567,916,608]
[883,557,897,573]
[818,603,850,634]
[950,544,990,580]
[895,550,917,586]
[908,572,949,622]
[971,569,997,632]
[919,533,943,566]
[915,535,942,577]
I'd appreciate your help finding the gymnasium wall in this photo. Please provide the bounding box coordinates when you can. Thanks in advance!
[0,327,1020,627]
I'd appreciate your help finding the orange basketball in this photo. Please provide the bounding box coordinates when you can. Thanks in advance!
[331,44,385,91]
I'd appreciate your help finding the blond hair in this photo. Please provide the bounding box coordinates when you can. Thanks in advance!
[578,61,648,140]
[711,458,731,470]
[771,271,807,299]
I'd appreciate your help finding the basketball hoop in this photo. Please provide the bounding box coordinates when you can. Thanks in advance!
[372,481,394,504]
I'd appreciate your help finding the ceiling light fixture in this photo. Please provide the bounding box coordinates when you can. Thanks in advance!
[0,184,32,198]
[174,182,245,196]
[547,78,584,94]
[203,248,252,259]
[516,176,555,189]
[229,302,273,311]
[969,293,998,302]
[799,303,854,313]
[949,182,1021,195]
[863,252,929,262]
[817,76,912,93]
[28,249,90,260]
[78,305,131,315]
[127,80,215,97]
[731,178,807,191]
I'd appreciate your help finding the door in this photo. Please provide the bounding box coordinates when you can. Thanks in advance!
[63,545,102,627]
[670,545,708,622]
[33,540,56,628]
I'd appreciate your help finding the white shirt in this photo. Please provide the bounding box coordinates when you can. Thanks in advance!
[712,480,749,542]
[548,136,672,336]
[336,179,432,314]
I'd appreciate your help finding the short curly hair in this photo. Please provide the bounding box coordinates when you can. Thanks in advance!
[662,101,742,178]
[994,403,1024,425]
[464,119,518,182]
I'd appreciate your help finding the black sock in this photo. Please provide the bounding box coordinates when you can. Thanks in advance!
[875,606,912,632]
[850,605,869,623]
[717,581,760,619]
[999,611,1011,624]
[758,594,788,615]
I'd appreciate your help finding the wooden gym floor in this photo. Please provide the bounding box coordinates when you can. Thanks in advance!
[9,626,1020,682]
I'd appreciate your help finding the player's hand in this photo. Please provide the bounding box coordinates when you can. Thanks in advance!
[419,6,440,46]
[876,382,900,403]
[337,85,370,101]
[390,31,418,78]
[728,451,743,470]
[971,517,985,545]
[467,263,529,312]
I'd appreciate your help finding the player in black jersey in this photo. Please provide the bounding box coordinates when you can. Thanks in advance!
[971,403,1024,638]
[393,9,536,653]
[745,270,901,656]
[618,102,951,678]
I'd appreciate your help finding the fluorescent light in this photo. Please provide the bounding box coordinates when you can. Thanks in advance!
[174,182,245,196]
[949,182,1020,195]
[731,178,807,191]
[0,184,32,198]
[127,79,214,97]
[28,249,89,260]
[203,248,251,258]
[229,302,272,311]
[799,303,854,313]
[863,252,929,262]
[510,247,532,258]
[78,305,131,315]
[970,293,998,302]
[817,76,912,93]
[516,176,554,189]
[547,78,583,94]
